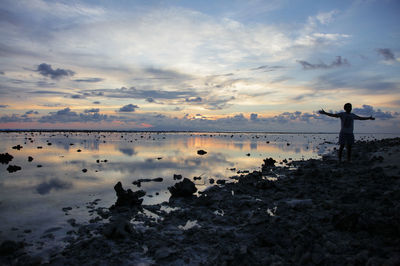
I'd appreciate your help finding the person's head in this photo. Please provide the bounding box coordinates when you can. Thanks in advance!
[344,103,352,113]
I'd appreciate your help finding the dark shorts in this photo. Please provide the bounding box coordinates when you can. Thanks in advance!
[339,132,354,146]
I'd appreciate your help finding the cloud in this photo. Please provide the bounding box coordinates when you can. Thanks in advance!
[376,48,395,61]
[0,104,8,108]
[36,63,75,79]
[36,178,73,195]
[185,96,202,103]
[38,107,109,123]
[297,56,349,70]
[0,71,4,75]
[250,65,284,71]
[74,78,103,82]
[119,104,139,112]
[84,108,99,113]
[93,101,101,104]
[146,97,155,103]
[0,114,32,123]
[353,104,396,120]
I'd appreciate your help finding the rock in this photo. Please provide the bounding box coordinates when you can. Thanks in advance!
[168,178,197,197]
[246,153,251,156]
[102,218,134,239]
[173,174,183,180]
[28,156,33,162]
[0,240,23,255]
[263,157,276,167]
[216,179,226,185]
[209,178,215,184]
[193,176,201,180]
[12,145,23,150]
[0,153,13,164]
[112,182,146,208]
[197,150,207,155]
[82,168,87,173]
[7,165,21,173]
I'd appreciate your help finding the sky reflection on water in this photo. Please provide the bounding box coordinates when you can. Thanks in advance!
[0,131,395,254]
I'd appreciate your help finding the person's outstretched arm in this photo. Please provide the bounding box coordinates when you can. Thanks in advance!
[319,109,339,118]
[353,114,375,120]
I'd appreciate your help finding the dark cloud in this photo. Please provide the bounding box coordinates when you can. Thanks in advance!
[250,113,258,121]
[71,94,85,99]
[0,104,8,108]
[144,67,192,80]
[0,114,32,123]
[31,90,65,94]
[36,63,75,79]
[297,56,349,70]
[36,178,73,195]
[376,48,395,61]
[0,71,4,75]
[146,97,155,103]
[93,101,101,104]
[23,110,39,115]
[38,107,109,123]
[74,78,103,83]
[250,65,285,71]
[119,104,139,112]
[84,108,99,113]
[353,104,396,120]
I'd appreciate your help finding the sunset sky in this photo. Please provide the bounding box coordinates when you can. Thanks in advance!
[0,0,399,132]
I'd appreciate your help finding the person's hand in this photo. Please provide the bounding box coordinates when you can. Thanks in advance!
[318,109,326,114]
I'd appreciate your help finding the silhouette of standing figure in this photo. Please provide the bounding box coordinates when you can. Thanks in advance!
[319,103,375,163]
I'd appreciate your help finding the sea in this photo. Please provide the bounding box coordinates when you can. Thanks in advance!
[0,131,398,257]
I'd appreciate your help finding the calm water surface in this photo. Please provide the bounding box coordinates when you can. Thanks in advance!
[0,131,396,257]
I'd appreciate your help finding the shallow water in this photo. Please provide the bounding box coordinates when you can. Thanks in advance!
[0,131,397,257]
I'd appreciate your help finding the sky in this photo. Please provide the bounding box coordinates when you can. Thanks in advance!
[0,0,399,132]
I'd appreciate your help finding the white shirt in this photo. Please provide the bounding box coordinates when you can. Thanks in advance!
[337,112,362,134]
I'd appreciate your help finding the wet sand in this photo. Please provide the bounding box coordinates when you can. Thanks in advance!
[1,138,400,265]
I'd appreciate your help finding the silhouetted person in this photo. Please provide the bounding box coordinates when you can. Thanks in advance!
[319,103,375,163]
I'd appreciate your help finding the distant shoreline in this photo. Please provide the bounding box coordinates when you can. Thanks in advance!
[0,129,397,135]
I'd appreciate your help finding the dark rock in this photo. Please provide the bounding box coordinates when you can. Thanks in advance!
[37,146,42,149]
[209,178,215,184]
[216,179,226,185]
[246,153,251,156]
[28,156,33,162]
[0,240,23,255]
[197,150,207,155]
[77,149,81,152]
[37,164,42,168]
[82,168,87,173]
[168,178,197,197]
[7,165,21,173]
[173,174,183,180]
[0,153,13,164]
[193,176,201,180]
[12,145,23,150]
[102,218,135,239]
[112,182,145,208]
[263,157,276,167]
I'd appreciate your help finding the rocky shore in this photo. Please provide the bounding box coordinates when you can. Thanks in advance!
[1,138,400,265]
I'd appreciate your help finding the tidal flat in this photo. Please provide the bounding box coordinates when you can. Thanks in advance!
[0,132,399,265]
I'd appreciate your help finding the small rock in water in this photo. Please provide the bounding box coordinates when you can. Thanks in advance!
[28,156,34,162]
[82,168,87,173]
[263,157,276,167]
[173,174,183,180]
[197,150,207,155]
[12,145,23,150]
[209,178,215,184]
[7,165,21,173]
[168,178,197,197]
[0,153,13,164]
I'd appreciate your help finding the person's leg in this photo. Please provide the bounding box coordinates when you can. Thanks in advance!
[347,144,352,162]
[338,144,344,162]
